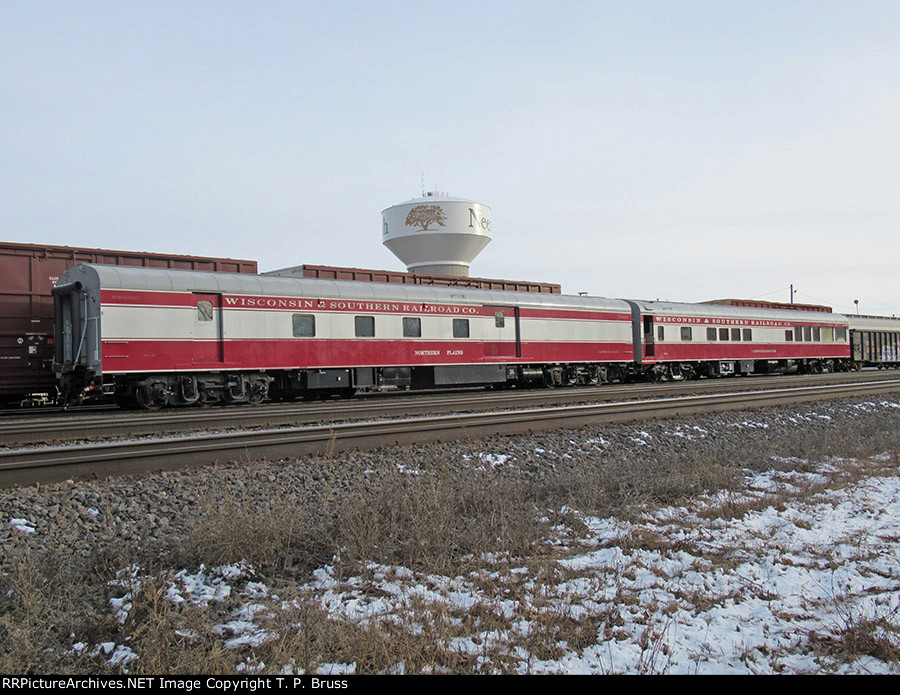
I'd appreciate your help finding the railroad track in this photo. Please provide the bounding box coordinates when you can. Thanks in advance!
[3,370,899,447]
[2,378,899,488]
[0,404,117,419]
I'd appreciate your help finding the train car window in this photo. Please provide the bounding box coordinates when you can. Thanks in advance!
[707,327,717,341]
[813,327,821,342]
[355,315,375,337]
[292,314,316,337]
[743,329,752,341]
[403,317,421,338]
[803,326,812,342]
[731,328,741,341]
[680,326,692,341]
[795,326,803,342]
[453,318,470,338]
[835,327,847,342]
[785,330,793,342]
[657,326,664,341]
[197,301,213,322]
[495,311,505,328]
[719,328,729,341]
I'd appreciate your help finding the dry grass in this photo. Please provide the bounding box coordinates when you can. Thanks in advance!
[0,555,114,674]
[332,462,546,576]
[531,449,739,523]
[186,486,334,575]
[808,606,900,669]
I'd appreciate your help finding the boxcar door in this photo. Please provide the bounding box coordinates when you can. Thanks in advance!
[484,306,520,358]
[192,293,224,363]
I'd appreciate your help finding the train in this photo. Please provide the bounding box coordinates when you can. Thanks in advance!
[50,262,900,409]
[0,242,257,407]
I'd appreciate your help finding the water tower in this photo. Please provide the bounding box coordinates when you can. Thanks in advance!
[382,191,492,277]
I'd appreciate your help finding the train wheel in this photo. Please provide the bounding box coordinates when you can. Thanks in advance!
[247,388,267,405]
[135,386,162,411]
[542,369,559,388]
[196,389,217,408]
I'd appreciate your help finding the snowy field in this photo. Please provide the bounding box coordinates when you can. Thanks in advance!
[90,453,900,674]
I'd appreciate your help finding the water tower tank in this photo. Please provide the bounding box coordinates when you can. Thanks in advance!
[382,191,492,277]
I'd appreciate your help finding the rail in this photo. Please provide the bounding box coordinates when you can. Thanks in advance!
[1,378,898,488]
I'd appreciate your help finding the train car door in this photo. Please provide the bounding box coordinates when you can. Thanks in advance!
[851,331,863,362]
[484,306,520,358]
[192,293,224,363]
[643,315,655,358]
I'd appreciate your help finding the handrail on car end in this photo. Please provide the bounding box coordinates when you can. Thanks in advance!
[51,281,83,296]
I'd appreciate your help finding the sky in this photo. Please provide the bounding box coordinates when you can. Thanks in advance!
[2,1,898,315]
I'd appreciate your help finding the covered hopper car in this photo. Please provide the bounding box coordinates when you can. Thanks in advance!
[849,314,900,367]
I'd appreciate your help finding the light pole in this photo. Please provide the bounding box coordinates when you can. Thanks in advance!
[854,299,859,315]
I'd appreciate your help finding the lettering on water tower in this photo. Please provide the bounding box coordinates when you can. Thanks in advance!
[468,207,491,231]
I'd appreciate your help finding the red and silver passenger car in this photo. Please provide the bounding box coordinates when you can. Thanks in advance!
[53,264,635,408]
[0,241,257,406]
[625,299,852,379]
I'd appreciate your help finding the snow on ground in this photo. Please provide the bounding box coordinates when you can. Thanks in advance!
[9,518,36,535]
[85,449,900,675]
[544,460,900,674]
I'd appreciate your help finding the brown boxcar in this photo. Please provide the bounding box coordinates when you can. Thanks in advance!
[701,298,833,313]
[265,264,562,294]
[0,241,257,405]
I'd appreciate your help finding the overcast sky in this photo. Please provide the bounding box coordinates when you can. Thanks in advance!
[2,1,898,315]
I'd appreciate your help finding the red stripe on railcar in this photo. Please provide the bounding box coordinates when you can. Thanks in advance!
[100,339,635,373]
[654,315,848,329]
[653,343,851,361]
[101,290,197,307]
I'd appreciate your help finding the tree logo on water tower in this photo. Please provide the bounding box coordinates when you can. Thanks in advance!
[405,205,447,231]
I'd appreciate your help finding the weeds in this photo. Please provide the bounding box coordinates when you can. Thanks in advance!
[333,462,545,575]
[808,602,900,669]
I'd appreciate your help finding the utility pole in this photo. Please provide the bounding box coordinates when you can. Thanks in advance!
[790,284,794,304]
